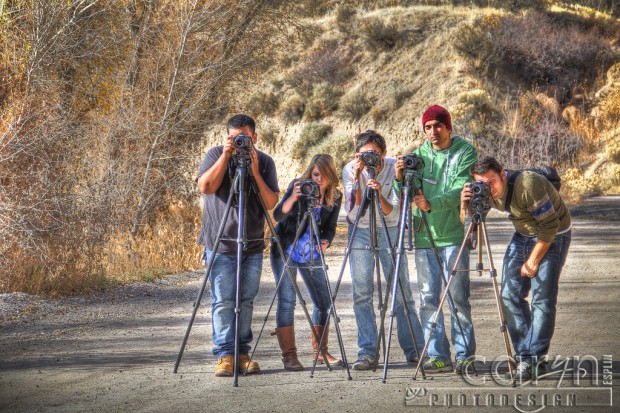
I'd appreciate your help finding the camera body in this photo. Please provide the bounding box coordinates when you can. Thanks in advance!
[403,154,424,171]
[359,150,380,168]
[234,133,253,153]
[232,132,253,166]
[300,179,320,198]
[469,181,491,214]
[470,181,490,198]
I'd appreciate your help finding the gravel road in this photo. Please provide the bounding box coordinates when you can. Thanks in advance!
[1,196,619,413]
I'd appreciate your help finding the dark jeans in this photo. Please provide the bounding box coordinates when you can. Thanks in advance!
[501,230,571,363]
[270,251,331,327]
[203,249,262,358]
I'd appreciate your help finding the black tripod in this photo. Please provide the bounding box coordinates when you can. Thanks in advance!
[379,169,428,383]
[330,165,421,379]
[398,173,476,380]
[250,193,351,379]
[173,154,331,386]
[413,200,516,379]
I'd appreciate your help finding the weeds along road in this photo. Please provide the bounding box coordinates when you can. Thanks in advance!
[1,196,619,413]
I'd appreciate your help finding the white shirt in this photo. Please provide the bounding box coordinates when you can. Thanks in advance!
[342,157,400,228]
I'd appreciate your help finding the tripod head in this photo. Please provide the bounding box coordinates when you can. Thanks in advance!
[302,193,321,212]
[468,182,491,222]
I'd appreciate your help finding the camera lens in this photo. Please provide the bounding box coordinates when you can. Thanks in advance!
[404,154,424,171]
[360,150,379,167]
[234,133,252,149]
[300,179,319,197]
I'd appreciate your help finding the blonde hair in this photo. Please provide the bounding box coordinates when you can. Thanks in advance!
[300,154,340,207]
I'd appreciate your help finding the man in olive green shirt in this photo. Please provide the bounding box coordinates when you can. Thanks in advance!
[461,156,571,382]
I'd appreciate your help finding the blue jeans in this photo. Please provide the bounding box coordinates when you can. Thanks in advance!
[415,245,476,362]
[501,231,571,363]
[270,252,331,327]
[349,225,425,360]
[204,249,262,358]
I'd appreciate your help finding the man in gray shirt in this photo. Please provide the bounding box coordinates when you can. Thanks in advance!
[342,130,424,370]
[196,114,279,377]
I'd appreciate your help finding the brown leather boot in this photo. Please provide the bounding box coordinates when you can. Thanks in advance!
[312,325,343,366]
[274,326,304,371]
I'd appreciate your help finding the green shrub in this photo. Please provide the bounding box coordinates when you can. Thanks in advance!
[387,81,413,110]
[291,121,332,160]
[246,91,280,117]
[335,3,357,33]
[304,82,339,121]
[286,45,353,93]
[339,88,372,121]
[278,93,305,124]
[496,11,615,86]
[370,106,388,125]
[454,16,502,72]
[359,18,401,51]
[259,123,278,149]
[308,134,354,177]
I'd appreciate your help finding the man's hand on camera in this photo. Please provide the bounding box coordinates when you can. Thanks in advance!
[414,189,431,212]
[223,135,235,158]
[461,183,473,208]
[353,155,364,179]
[249,147,259,176]
[394,157,405,181]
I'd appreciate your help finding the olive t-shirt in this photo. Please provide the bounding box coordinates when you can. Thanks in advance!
[196,146,279,255]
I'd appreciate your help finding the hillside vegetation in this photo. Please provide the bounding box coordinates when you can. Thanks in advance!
[1,0,618,295]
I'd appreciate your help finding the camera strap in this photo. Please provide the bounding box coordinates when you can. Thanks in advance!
[504,170,522,213]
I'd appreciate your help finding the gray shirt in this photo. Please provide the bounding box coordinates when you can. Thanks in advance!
[196,146,279,255]
[342,157,400,228]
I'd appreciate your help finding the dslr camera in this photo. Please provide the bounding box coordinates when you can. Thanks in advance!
[403,154,424,171]
[234,133,253,153]
[469,181,491,214]
[232,132,253,165]
[359,150,380,168]
[300,179,320,198]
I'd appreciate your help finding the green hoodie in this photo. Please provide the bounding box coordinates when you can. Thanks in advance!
[406,136,478,248]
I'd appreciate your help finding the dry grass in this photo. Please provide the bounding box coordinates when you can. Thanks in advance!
[0,205,201,297]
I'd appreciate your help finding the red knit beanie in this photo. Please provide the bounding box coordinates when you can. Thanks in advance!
[422,105,452,131]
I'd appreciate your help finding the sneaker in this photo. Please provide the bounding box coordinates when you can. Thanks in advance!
[454,359,474,375]
[239,354,260,374]
[423,357,453,372]
[214,356,234,377]
[533,361,547,378]
[507,361,531,382]
[352,355,377,371]
[406,357,420,365]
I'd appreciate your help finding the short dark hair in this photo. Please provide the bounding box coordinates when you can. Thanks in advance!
[354,129,386,153]
[226,114,256,134]
[470,156,504,176]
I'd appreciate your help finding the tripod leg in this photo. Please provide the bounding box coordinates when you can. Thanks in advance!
[479,220,516,376]
[247,241,300,372]
[306,217,352,379]
[367,190,387,371]
[319,186,372,371]
[378,183,425,382]
[418,211,477,374]
[174,178,236,374]
[232,166,251,387]
[414,221,475,379]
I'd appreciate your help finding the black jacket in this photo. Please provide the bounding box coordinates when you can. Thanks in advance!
[271,179,342,252]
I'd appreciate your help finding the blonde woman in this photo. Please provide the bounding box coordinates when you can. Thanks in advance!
[270,154,343,371]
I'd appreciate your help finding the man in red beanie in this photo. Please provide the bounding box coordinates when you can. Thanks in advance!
[395,104,478,374]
